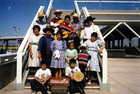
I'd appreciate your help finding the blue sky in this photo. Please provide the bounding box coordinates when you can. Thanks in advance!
[0,0,140,37]
[0,0,140,46]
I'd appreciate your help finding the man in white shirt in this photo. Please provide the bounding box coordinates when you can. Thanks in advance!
[33,12,47,35]
[66,59,85,94]
[80,16,105,43]
[30,61,51,94]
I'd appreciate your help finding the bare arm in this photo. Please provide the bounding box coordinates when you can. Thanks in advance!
[98,43,105,54]
[38,51,41,59]
[29,43,33,57]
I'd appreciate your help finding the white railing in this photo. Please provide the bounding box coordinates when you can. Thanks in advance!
[15,0,53,87]
[77,6,108,84]
[16,6,44,84]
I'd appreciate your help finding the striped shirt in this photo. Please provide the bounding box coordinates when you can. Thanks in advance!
[78,52,91,66]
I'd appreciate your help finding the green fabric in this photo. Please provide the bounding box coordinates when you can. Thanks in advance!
[65,49,78,73]
[32,43,38,46]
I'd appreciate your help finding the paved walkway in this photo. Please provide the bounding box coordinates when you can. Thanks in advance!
[0,58,140,94]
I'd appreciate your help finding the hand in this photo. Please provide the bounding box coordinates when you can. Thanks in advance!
[38,53,41,59]
[30,52,33,57]
[71,76,74,80]
[72,30,76,33]
[98,49,102,54]
[87,66,89,69]
[40,82,44,86]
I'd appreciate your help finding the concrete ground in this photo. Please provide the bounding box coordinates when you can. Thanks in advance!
[0,58,140,94]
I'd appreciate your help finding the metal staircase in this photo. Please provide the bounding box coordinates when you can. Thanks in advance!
[13,0,111,91]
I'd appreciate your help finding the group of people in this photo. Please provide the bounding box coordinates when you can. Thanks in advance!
[29,10,105,94]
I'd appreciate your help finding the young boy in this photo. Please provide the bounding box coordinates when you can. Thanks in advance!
[38,25,54,68]
[30,61,51,94]
[65,59,85,94]
[77,44,91,73]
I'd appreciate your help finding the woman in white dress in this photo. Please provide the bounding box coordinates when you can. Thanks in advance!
[28,25,42,68]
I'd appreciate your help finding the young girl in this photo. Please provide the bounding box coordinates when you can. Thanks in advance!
[65,41,78,73]
[50,31,67,77]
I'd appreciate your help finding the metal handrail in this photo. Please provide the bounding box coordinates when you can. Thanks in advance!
[78,6,108,84]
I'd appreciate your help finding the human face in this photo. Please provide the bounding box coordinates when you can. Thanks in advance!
[41,64,47,70]
[87,20,93,26]
[70,63,76,69]
[38,17,44,21]
[33,28,39,36]
[91,36,96,42]
[81,48,86,52]
[46,31,51,36]
[57,34,62,40]
[56,13,61,18]
[69,43,74,50]
[73,17,78,23]
[65,18,70,25]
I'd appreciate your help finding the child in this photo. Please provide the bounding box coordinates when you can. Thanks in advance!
[30,61,51,94]
[50,31,67,77]
[38,25,54,68]
[65,59,85,94]
[65,41,78,73]
[78,44,91,74]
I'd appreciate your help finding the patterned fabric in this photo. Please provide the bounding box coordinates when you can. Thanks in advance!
[84,39,103,72]
[78,52,91,66]
[50,40,67,68]
[51,17,62,23]
[65,49,78,73]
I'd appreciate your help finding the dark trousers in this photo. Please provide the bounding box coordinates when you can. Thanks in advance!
[42,53,52,68]
[79,65,86,74]
[30,79,48,94]
[70,79,84,94]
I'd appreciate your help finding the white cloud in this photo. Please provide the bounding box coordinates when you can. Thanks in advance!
[8,6,11,10]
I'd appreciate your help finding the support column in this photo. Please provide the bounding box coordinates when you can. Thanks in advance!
[18,39,20,48]
[129,38,132,48]
[118,39,120,49]
[121,39,123,49]
[6,40,8,49]
[112,39,115,49]
[138,39,140,49]
[2,40,5,50]
[108,40,110,49]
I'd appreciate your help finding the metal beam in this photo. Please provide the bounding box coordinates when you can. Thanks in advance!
[103,22,122,39]
[123,22,140,39]
[116,29,140,52]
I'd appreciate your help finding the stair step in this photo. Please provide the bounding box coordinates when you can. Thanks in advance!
[27,75,34,80]
[24,82,99,89]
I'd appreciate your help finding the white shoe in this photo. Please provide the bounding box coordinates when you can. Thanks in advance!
[88,82,91,85]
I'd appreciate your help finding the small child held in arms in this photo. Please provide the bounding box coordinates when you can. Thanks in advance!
[65,59,85,94]
[30,61,51,94]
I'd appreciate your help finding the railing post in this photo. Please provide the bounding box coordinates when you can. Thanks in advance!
[102,49,107,84]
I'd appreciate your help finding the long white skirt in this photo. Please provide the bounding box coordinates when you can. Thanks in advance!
[28,45,40,67]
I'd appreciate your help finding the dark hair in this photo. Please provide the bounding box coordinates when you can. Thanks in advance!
[56,30,63,36]
[91,32,97,38]
[41,61,47,65]
[70,58,76,64]
[65,15,71,20]
[69,41,75,48]
[33,25,40,31]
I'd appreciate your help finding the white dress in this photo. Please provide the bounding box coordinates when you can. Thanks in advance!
[28,34,42,67]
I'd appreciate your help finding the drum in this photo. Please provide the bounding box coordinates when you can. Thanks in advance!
[74,71,84,82]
